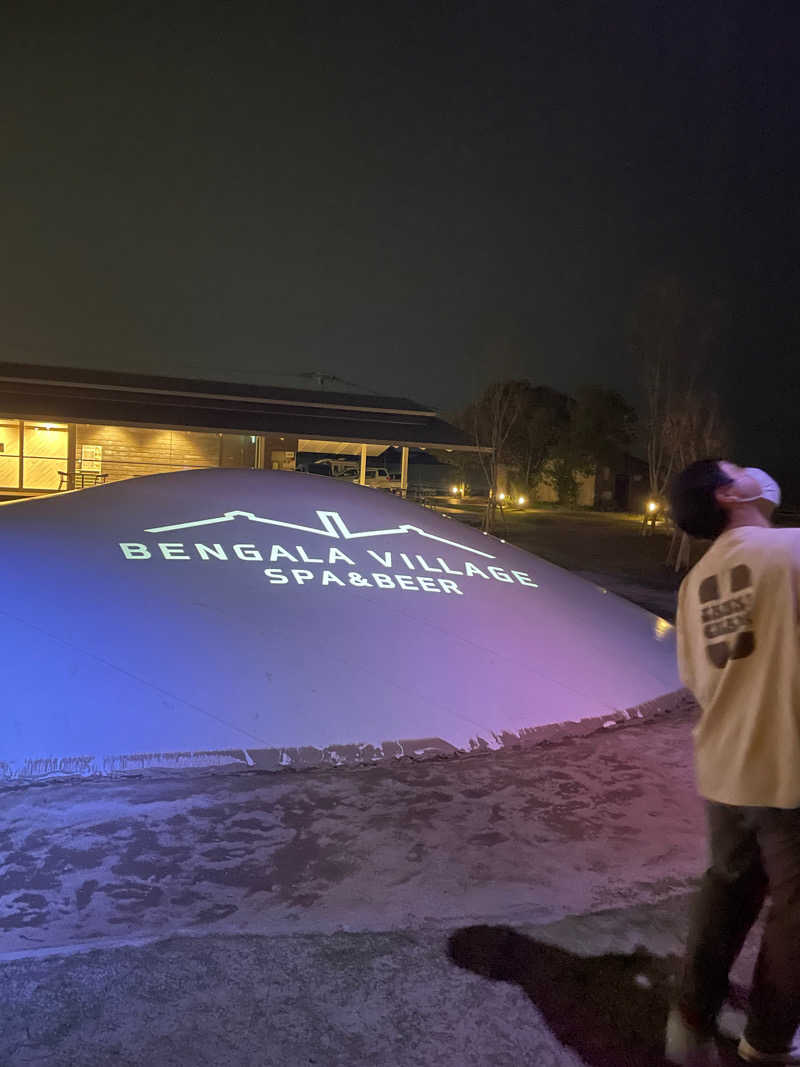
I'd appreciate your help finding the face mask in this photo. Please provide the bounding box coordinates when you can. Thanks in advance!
[734,467,781,506]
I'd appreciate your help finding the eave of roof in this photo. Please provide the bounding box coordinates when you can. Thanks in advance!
[0,362,435,417]
[0,364,478,451]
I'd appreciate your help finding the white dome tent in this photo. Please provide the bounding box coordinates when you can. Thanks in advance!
[0,469,680,778]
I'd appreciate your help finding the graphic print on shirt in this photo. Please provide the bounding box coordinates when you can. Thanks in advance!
[699,564,755,668]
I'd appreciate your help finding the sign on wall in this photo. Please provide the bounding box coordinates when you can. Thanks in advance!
[80,444,103,472]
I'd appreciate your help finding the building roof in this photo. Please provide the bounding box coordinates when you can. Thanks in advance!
[0,362,476,451]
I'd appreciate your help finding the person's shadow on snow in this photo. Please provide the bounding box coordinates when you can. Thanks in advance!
[447,925,745,1066]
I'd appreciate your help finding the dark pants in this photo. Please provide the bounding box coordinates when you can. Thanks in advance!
[678,800,800,1053]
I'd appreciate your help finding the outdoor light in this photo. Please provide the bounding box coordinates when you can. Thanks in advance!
[498,491,506,501]
[451,486,459,495]
[517,495,526,506]
[647,500,658,513]
[653,616,673,641]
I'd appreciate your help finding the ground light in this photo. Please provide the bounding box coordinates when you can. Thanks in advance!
[642,499,661,535]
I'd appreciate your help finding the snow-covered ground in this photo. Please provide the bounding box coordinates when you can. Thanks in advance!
[0,708,761,1065]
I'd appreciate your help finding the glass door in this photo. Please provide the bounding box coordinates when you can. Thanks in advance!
[22,422,69,490]
[0,420,21,489]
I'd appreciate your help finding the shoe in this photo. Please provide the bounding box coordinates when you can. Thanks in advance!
[738,1035,800,1063]
[666,1007,722,1066]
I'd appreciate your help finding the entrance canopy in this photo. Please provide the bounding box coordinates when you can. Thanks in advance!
[0,469,680,778]
[298,440,387,457]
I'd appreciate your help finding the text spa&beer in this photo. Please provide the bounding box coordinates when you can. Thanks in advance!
[118,541,539,597]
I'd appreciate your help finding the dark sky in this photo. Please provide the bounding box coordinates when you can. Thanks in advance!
[2,3,799,473]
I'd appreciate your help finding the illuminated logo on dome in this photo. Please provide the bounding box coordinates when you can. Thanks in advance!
[118,508,539,597]
[144,508,496,557]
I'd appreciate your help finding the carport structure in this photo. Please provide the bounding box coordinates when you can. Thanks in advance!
[0,362,478,496]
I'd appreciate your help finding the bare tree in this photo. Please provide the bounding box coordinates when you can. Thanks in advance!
[631,277,729,567]
[459,381,527,532]
[668,387,728,471]
[633,278,684,498]
[631,277,725,499]
[664,387,729,568]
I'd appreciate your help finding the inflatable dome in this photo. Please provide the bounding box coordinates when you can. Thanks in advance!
[0,469,680,777]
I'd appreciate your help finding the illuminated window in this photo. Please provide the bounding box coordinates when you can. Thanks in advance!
[22,422,68,490]
[0,420,20,488]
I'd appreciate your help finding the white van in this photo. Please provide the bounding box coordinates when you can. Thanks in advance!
[309,459,360,478]
[353,467,397,489]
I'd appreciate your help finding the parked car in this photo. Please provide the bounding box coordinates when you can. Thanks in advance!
[352,466,398,489]
[308,459,360,478]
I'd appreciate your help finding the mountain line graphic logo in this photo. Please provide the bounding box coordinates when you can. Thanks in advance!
[144,509,496,559]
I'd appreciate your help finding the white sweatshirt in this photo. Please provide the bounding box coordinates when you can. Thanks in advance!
[677,525,800,809]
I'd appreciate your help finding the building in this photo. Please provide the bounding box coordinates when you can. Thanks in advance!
[0,362,476,497]
[594,452,650,512]
[527,462,597,508]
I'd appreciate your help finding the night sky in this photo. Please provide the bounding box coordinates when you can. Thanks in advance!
[3,3,799,480]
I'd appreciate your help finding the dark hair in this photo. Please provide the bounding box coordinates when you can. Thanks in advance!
[669,459,734,540]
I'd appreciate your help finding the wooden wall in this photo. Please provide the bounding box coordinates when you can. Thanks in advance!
[75,425,221,483]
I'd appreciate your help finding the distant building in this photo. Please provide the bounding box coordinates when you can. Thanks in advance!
[594,452,650,511]
[499,453,649,511]
[0,362,477,498]
[528,463,597,508]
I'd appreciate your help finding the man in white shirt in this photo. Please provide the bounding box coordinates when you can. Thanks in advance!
[665,460,800,1066]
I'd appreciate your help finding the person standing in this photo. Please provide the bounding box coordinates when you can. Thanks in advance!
[665,460,800,1066]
